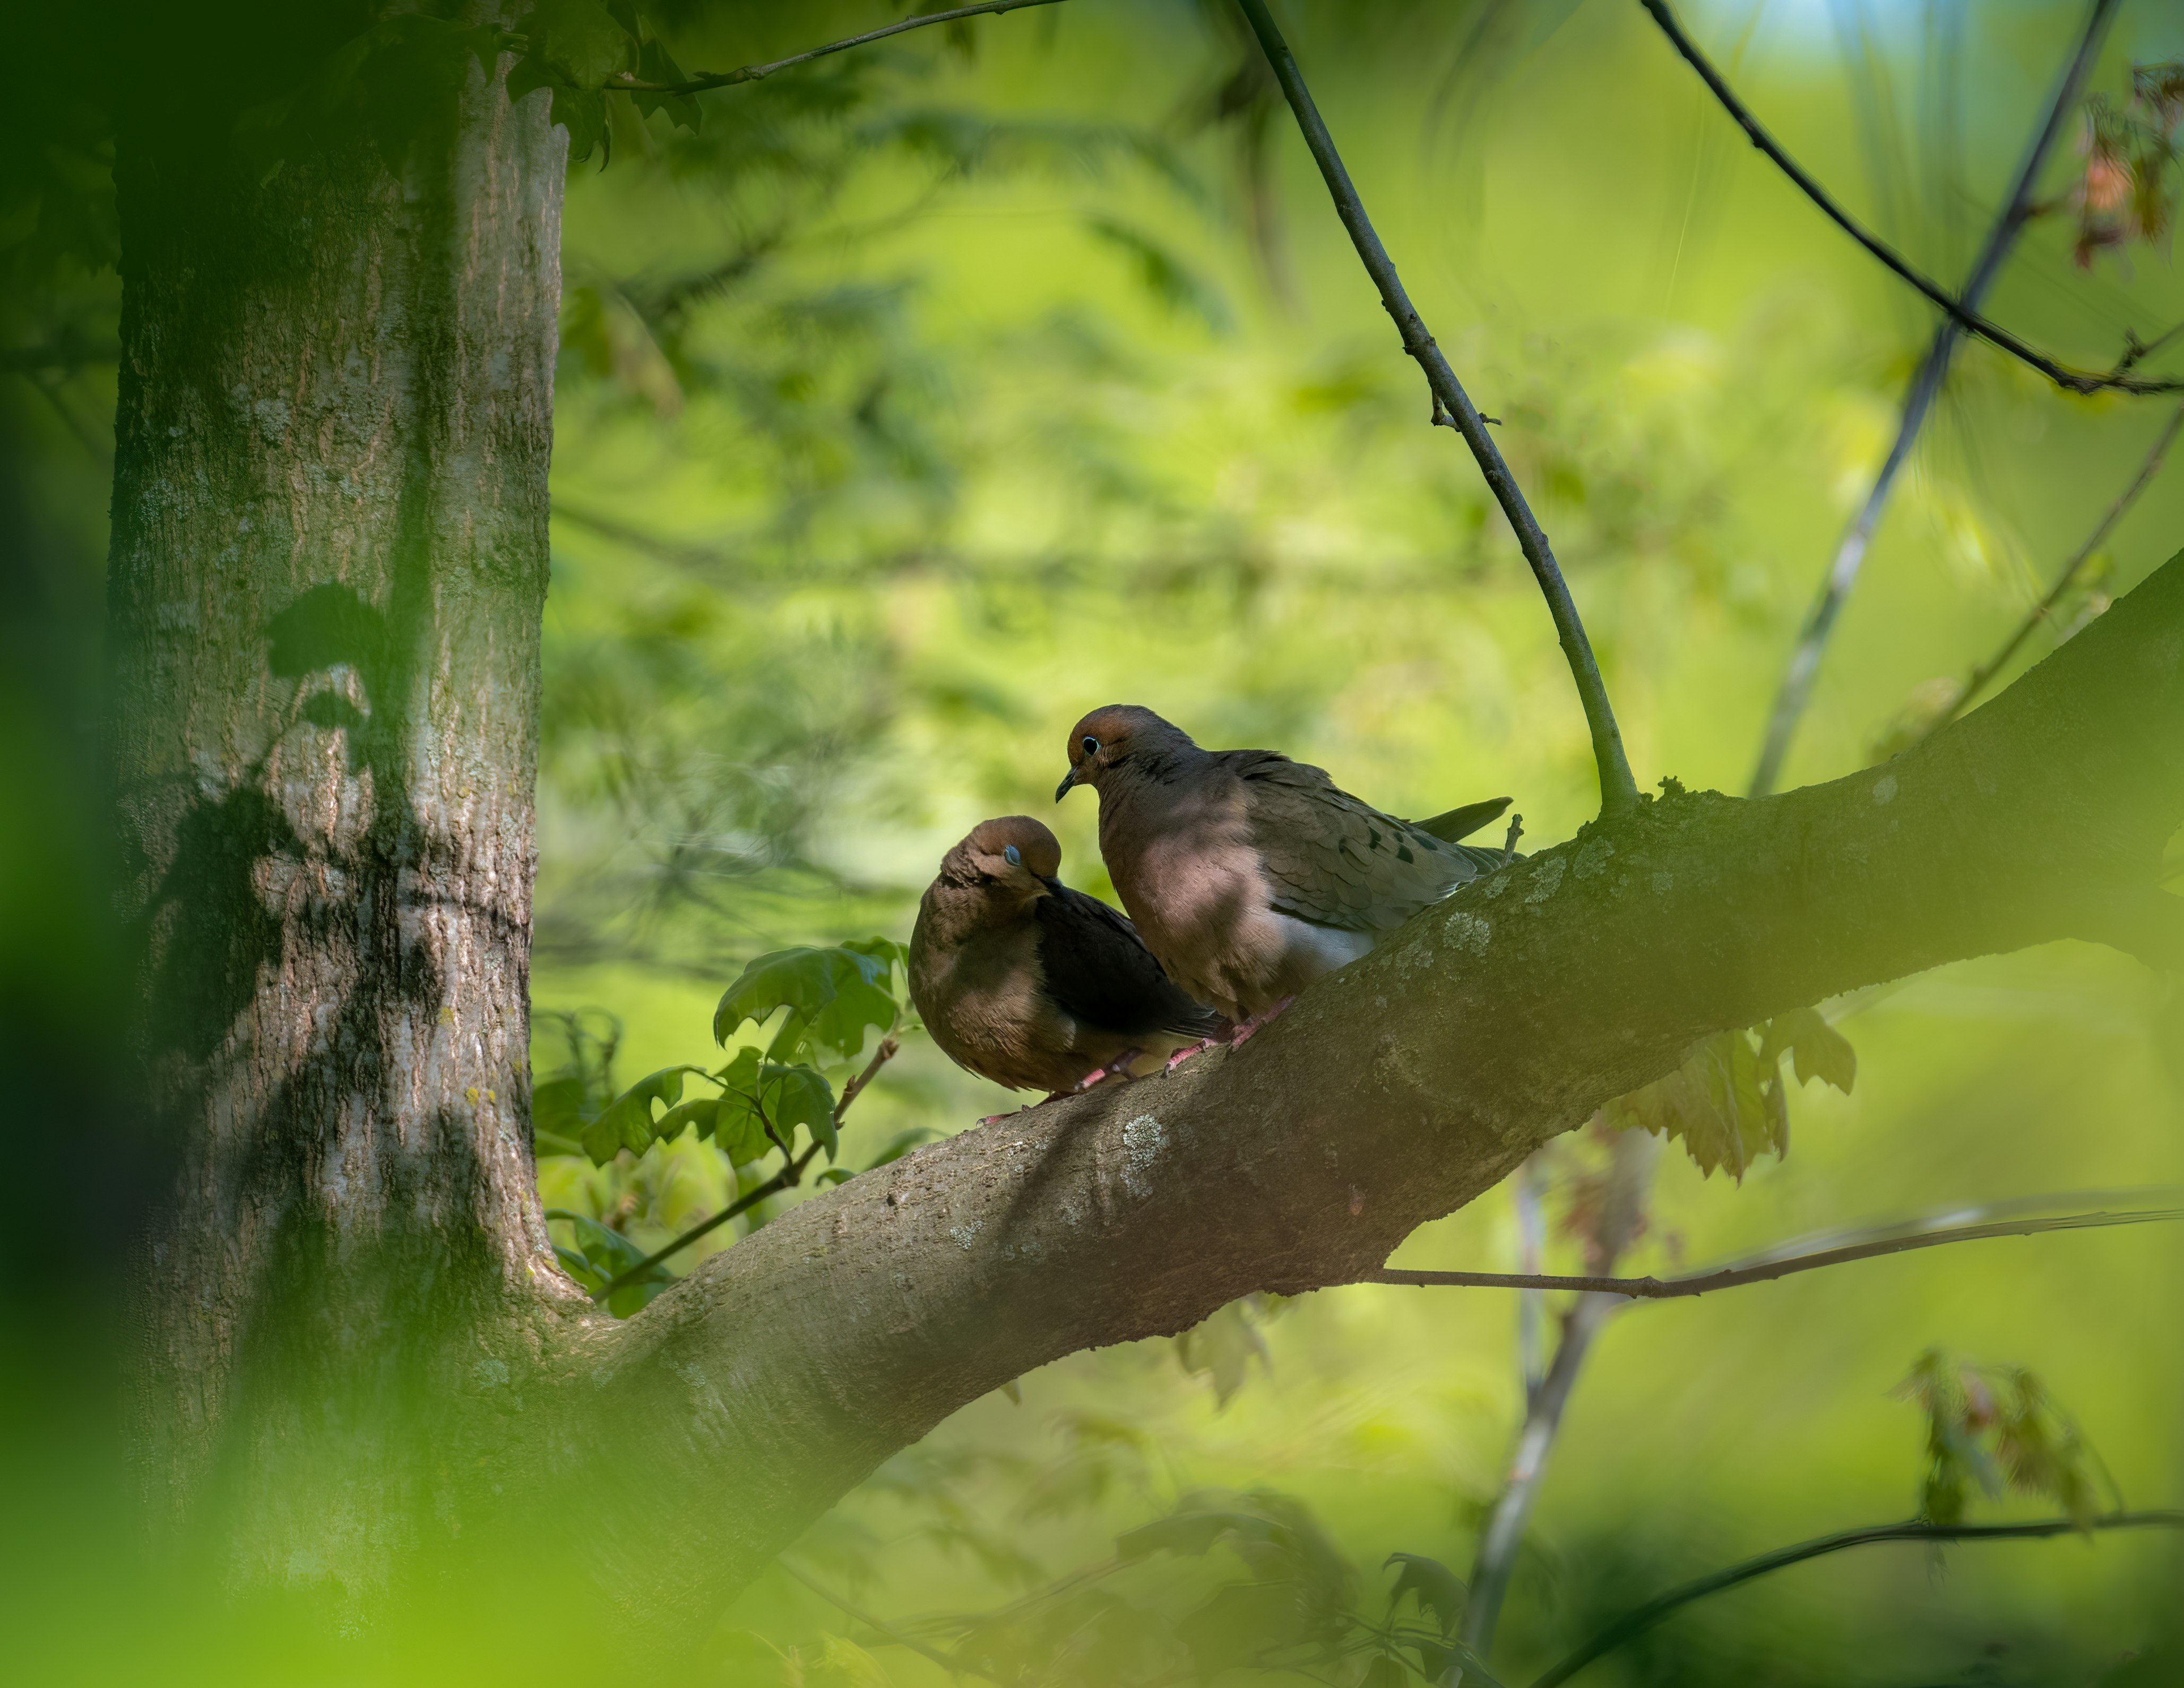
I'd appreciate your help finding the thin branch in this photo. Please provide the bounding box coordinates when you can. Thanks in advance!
[1233,0,1639,819]
[1638,0,2184,399]
[1368,1206,2183,1298]
[1925,395,2184,735]
[605,1,1068,97]
[1461,1129,1656,1666]
[589,1037,901,1303]
[778,1559,1008,1685]
[1514,1152,1548,1408]
[2119,316,2184,376]
[1529,1511,2184,1688]
[1744,0,2121,797]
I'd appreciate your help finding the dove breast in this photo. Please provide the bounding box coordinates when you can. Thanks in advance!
[908,816,1219,1095]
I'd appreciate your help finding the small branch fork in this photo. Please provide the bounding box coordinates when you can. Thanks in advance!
[1639,0,2184,399]
[1529,1511,2184,1688]
[1366,1205,2181,1299]
[589,1037,900,1304]
[1923,394,2184,737]
[602,0,1068,97]
[1233,0,1639,820]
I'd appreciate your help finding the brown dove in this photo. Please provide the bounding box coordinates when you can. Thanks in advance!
[1055,705,1512,1036]
[908,815,1222,1099]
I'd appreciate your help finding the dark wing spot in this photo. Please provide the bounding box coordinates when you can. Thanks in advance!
[1367,826,1382,850]
[1418,832,1440,851]
[1396,843,1414,864]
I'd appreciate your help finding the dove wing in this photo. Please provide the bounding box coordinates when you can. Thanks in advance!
[1033,885,1222,1041]
[1229,752,1478,933]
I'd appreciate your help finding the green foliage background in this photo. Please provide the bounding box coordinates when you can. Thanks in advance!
[8,1,2184,1683]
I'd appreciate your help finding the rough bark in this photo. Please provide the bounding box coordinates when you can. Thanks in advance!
[109,41,573,1553]
[566,548,2184,1614]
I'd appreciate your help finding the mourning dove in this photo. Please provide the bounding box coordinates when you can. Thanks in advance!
[1055,705,1513,1034]
[908,815,1223,1099]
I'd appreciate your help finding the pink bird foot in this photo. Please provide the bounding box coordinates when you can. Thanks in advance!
[1073,1049,1144,1092]
[1228,996,1296,1046]
[1164,1038,1215,1073]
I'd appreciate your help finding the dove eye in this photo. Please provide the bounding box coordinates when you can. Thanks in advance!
[1003,844,1021,867]
[1081,736,1099,756]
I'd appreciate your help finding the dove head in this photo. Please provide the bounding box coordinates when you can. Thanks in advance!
[940,815,1063,905]
[1056,705,1196,802]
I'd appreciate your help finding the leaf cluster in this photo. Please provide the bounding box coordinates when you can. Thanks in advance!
[510,1,703,163]
[541,938,909,1171]
[1604,1009,1855,1182]
[2070,62,2184,268]
[1895,1346,2117,1531]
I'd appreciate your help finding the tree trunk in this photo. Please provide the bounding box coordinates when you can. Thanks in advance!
[109,45,572,1564]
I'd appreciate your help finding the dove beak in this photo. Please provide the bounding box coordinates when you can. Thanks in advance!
[1054,767,1079,803]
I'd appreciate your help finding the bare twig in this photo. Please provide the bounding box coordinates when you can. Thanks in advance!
[605,1,1068,97]
[1745,0,2122,796]
[779,1558,1009,1684]
[1368,1206,2183,1299]
[1461,1129,1658,1667]
[2119,316,2184,375]
[1499,813,1525,870]
[1513,1152,1548,1408]
[1923,395,2184,736]
[1638,0,2183,400]
[1530,1511,2184,1688]
[588,1037,901,1303]
[1233,0,1639,819]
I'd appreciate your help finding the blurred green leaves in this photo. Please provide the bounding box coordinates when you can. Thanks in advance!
[1607,1013,1855,1181]
[1897,1347,2114,1532]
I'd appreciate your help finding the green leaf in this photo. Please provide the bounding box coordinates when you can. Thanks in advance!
[581,1065,701,1166]
[533,1075,591,1136]
[550,84,609,163]
[1117,1510,1276,1562]
[1385,1552,1466,1638]
[1605,1029,1783,1182]
[767,1063,839,1159]
[634,36,702,134]
[653,1096,720,1141]
[1173,1299,1269,1407]
[515,0,635,87]
[710,1053,838,1163]
[841,934,910,983]
[1759,1005,1857,1093]
[551,1241,605,1293]
[714,945,899,1064]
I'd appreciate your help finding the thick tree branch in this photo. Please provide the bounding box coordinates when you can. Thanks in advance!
[1232,0,1638,819]
[1531,1511,2184,1688]
[1745,0,2121,797]
[1639,0,2183,398]
[603,1,1068,97]
[1370,1205,2183,1297]
[562,550,2184,1614]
